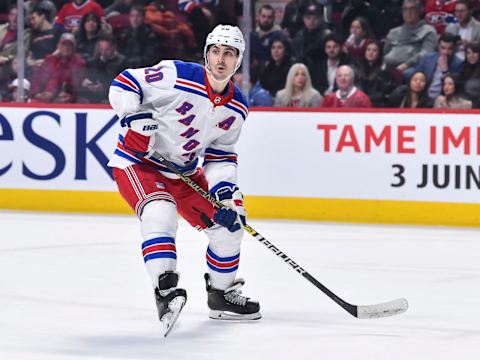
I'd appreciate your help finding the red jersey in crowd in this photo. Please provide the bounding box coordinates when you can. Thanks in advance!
[30,53,86,101]
[55,0,105,32]
[322,87,372,108]
[424,0,458,34]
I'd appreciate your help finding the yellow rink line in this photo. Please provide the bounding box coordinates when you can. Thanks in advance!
[0,189,479,227]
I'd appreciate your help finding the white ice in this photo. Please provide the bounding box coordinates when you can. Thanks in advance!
[1,211,480,360]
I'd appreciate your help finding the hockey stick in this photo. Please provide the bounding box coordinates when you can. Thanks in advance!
[151,151,408,319]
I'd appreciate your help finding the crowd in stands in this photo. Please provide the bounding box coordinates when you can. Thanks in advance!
[1,0,480,109]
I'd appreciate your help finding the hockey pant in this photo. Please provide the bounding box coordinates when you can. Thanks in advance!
[113,164,243,290]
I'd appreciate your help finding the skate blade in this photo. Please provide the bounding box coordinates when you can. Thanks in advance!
[209,310,262,321]
[161,296,186,337]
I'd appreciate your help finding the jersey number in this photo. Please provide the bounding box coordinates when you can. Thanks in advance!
[144,67,163,83]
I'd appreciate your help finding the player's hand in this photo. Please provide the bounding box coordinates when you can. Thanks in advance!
[210,181,246,232]
[214,208,241,232]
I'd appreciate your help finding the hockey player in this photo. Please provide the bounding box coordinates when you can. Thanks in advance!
[108,24,261,336]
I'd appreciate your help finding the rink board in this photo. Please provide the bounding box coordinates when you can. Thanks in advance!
[0,188,479,227]
[0,104,479,227]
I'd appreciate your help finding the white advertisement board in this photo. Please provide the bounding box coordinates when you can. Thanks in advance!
[0,106,119,191]
[1,106,479,205]
[237,110,480,204]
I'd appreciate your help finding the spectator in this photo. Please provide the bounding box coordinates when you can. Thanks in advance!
[389,71,434,108]
[434,73,472,108]
[343,16,372,61]
[384,0,437,74]
[8,78,31,102]
[116,5,160,68]
[340,0,373,38]
[445,0,480,60]
[291,2,330,68]
[105,0,134,17]
[0,5,32,66]
[462,41,480,105]
[0,5,32,96]
[30,32,86,103]
[354,40,399,107]
[178,0,215,56]
[274,63,323,107]
[310,32,352,96]
[322,65,371,108]
[79,35,127,103]
[75,12,110,64]
[25,0,57,23]
[144,1,196,60]
[104,0,135,30]
[412,32,464,99]
[215,0,241,26]
[260,36,294,97]
[324,0,349,32]
[424,0,457,35]
[0,2,13,22]
[234,65,274,107]
[55,0,105,32]
[367,0,404,40]
[250,4,283,66]
[281,0,310,38]
[28,7,62,69]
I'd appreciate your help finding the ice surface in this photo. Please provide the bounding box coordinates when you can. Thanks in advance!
[1,211,480,360]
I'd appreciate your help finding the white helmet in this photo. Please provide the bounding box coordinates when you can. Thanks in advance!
[204,24,245,81]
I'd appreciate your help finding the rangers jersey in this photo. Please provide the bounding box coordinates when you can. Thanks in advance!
[107,60,249,189]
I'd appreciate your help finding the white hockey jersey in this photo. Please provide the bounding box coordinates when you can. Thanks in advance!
[107,60,249,189]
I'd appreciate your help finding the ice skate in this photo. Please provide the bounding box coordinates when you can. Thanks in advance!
[204,273,261,320]
[154,271,187,337]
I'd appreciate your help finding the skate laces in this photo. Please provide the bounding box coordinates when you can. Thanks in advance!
[224,279,248,306]
[158,287,176,297]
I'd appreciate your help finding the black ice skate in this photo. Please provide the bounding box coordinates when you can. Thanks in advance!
[154,271,187,337]
[204,273,261,320]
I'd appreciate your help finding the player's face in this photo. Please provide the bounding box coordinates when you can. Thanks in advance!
[207,45,238,81]
[443,76,455,96]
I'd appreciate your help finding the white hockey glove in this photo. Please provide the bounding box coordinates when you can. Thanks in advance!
[120,112,157,157]
[210,181,246,232]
